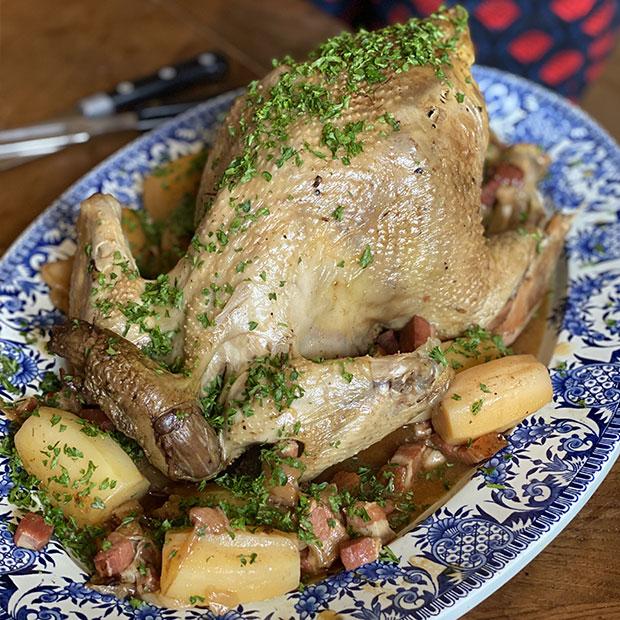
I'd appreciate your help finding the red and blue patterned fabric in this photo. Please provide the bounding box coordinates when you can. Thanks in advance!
[311,0,619,98]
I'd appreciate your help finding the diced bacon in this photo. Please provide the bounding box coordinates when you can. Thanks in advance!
[94,533,135,577]
[340,536,382,571]
[381,499,396,516]
[432,433,508,465]
[422,448,447,470]
[188,507,230,534]
[14,513,53,551]
[378,463,410,494]
[391,442,427,467]
[307,501,337,541]
[277,440,299,459]
[398,315,435,353]
[379,442,427,493]
[120,533,161,595]
[317,483,339,505]
[375,330,399,355]
[109,500,143,527]
[331,470,361,494]
[481,162,525,207]
[268,464,301,506]
[134,538,160,593]
[95,521,160,594]
[300,499,348,575]
[411,420,432,440]
[264,441,303,507]
[299,547,322,575]
[346,501,394,544]
[78,408,114,431]
[0,397,38,422]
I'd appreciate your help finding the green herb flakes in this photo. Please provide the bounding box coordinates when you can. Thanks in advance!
[359,245,373,269]
[470,399,484,415]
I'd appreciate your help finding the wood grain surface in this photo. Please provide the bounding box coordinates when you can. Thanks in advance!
[0,1,618,618]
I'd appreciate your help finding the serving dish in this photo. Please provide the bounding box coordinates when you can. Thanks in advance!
[0,65,618,619]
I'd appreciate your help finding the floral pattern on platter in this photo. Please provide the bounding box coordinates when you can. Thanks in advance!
[0,67,618,619]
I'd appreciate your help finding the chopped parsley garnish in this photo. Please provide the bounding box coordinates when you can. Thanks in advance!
[219,6,466,188]
[129,597,146,609]
[321,120,366,165]
[197,312,213,328]
[39,372,62,394]
[429,346,448,367]
[339,361,354,383]
[90,497,106,510]
[0,353,20,395]
[444,325,510,364]
[359,245,373,269]
[200,375,226,431]
[331,205,345,221]
[379,546,399,563]
[141,274,183,309]
[470,399,484,415]
[238,552,258,566]
[379,112,400,131]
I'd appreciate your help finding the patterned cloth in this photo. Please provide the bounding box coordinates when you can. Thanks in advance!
[312,0,620,98]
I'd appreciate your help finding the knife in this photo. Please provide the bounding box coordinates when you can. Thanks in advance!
[0,102,204,170]
[0,52,228,169]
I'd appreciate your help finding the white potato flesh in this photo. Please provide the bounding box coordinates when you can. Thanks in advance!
[433,354,553,444]
[161,527,300,606]
[15,407,149,525]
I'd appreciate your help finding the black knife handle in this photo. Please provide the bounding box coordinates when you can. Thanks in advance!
[78,52,228,117]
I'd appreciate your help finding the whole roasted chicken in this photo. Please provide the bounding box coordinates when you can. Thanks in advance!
[50,8,568,481]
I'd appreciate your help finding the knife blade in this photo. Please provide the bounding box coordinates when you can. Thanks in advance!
[0,102,204,169]
[0,52,228,169]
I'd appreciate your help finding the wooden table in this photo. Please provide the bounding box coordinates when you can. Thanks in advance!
[1,1,619,618]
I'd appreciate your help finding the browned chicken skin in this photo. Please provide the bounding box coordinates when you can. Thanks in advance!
[58,9,569,480]
[49,320,222,480]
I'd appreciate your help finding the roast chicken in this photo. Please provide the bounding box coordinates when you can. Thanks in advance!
[50,8,569,481]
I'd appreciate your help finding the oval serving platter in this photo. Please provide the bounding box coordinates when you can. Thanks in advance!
[0,66,619,620]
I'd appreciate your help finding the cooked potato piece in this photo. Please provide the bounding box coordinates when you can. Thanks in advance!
[15,407,149,525]
[433,354,552,444]
[40,257,74,314]
[161,527,300,606]
[143,151,207,222]
[120,208,149,258]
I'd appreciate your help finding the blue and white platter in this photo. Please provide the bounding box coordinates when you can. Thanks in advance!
[0,65,619,619]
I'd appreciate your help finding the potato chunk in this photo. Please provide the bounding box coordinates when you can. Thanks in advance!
[161,528,300,606]
[433,354,552,444]
[15,407,149,525]
[40,257,74,314]
[143,151,206,222]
